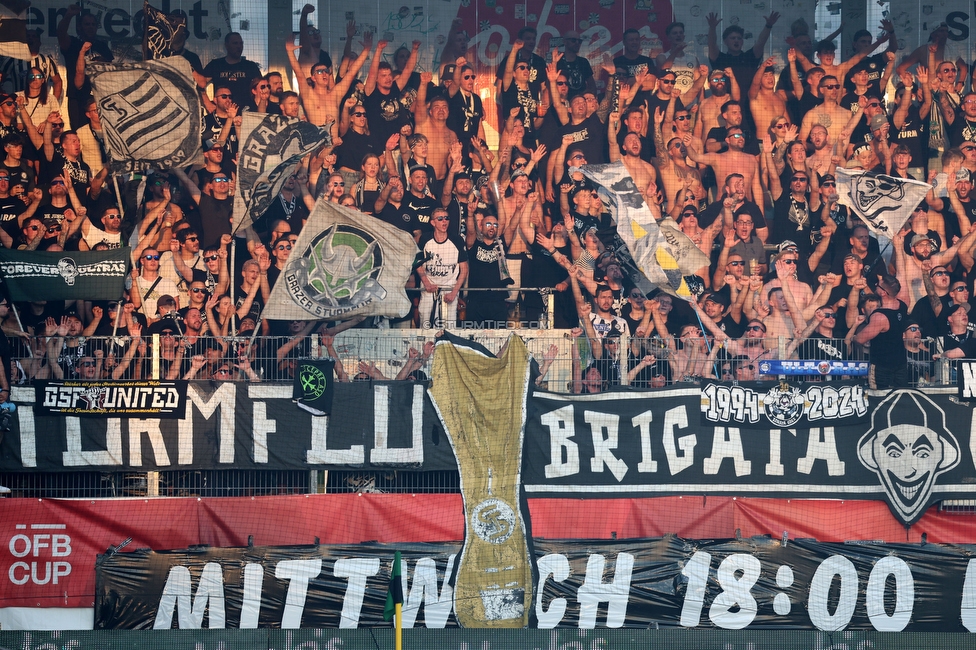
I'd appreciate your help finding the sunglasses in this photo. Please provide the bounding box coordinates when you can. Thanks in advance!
[51,122,64,128]
[464,75,476,80]
[483,222,498,228]
[729,133,744,139]
[185,236,198,242]
[46,226,62,234]
[629,293,644,300]
[434,216,449,221]
[332,181,344,187]
[931,270,949,277]
[783,259,797,265]
[660,79,675,85]
[191,287,208,294]
[822,312,836,318]
[907,326,921,332]
[29,74,45,80]
[864,102,881,108]
[774,123,789,129]
[0,101,14,107]
[276,244,292,250]
[952,286,969,292]
[204,254,219,262]
[792,177,809,183]
[710,77,726,83]
[821,181,836,187]
[746,325,765,332]
[216,93,232,99]
[144,254,161,261]
[675,115,690,121]
[515,65,529,71]
[352,111,366,117]
[727,261,745,267]
[570,154,585,160]
[213,177,229,183]
[739,364,756,371]
[257,84,269,90]
[78,360,96,368]
[50,180,65,186]
[313,69,330,75]
[214,368,232,375]
[555,80,568,86]
[820,83,841,90]
[27,225,39,231]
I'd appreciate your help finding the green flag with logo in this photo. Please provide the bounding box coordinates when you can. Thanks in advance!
[293,359,335,416]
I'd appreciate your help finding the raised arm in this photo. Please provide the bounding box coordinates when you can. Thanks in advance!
[751,12,780,59]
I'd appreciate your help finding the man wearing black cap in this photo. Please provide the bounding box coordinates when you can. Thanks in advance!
[853,276,909,388]
[699,290,744,337]
[937,303,976,359]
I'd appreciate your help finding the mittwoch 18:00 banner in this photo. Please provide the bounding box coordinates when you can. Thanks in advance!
[95,537,976,632]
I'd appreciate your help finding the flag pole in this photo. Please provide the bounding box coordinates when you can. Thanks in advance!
[395,600,402,650]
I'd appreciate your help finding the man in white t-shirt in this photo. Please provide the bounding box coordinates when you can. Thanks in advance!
[417,207,468,328]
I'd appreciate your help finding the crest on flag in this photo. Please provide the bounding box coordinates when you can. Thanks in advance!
[232,113,330,232]
[88,57,201,174]
[835,168,931,238]
[263,201,418,321]
[143,2,186,60]
[582,163,708,300]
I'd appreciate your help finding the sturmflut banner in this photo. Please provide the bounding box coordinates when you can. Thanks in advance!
[95,537,976,632]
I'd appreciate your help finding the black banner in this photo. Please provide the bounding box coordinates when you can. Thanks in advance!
[523,387,976,526]
[38,380,187,418]
[0,248,130,301]
[0,381,455,472]
[95,537,976,632]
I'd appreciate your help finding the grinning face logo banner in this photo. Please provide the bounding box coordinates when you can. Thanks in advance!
[858,390,961,525]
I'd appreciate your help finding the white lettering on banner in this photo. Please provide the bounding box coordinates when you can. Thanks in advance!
[702,427,751,476]
[766,429,793,476]
[708,554,761,629]
[541,406,579,479]
[865,557,914,632]
[807,556,858,631]
[6,524,72,587]
[702,384,761,424]
[128,418,170,467]
[577,553,633,629]
[632,411,658,473]
[663,406,696,475]
[535,554,571,628]
[678,551,711,627]
[400,555,456,629]
[12,386,36,466]
[333,558,380,629]
[306,413,365,465]
[62,416,122,466]
[252,402,276,465]
[797,427,846,475]
[277,559,324,629]
[370,384,424,464]
[239,563,264,629]
[962,361,976,398]
[153,563,226,629]
[180,383,236,465]
[585,411,627,482]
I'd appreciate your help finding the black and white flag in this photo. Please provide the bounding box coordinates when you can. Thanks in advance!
[88,56,202,174]
[232,113,330,231]
[835,168,930,239]
[143,1,185,60]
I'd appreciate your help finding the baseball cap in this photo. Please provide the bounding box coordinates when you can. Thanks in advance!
[778,240,798,252]
[869,114,887,130]
[910,233,935,248]
[945,303,971,322]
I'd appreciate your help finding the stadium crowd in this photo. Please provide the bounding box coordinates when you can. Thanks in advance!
[0,5,974,390]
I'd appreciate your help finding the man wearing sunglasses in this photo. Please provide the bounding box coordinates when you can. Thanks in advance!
[689,126,762,204]
[799,75,853,146]
[172,167,232,248]
[447,62,487,169]
[129,248,179,324]
[417,208,468,328]
[267,236,293,290]
[160,228,204,306]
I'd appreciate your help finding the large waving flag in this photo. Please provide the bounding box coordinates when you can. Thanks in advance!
[88,57,202,174]
[263,201,418,321]
[835,168,931,239]
[143,2,184,60]
[232,113,329,232]
[582,162,708,300]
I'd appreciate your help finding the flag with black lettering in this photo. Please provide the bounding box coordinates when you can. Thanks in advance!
[582,162,708,300]
[232,113,330,232]
[87,57,202,174]
[143,1,185,60]
[0,248,130,301]
[263,201,418,321]
[835,168,930,239]
[0,1,31,61]
[293,358,335,416]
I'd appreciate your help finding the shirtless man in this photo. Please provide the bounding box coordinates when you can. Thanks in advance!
[796,40,868,89]
[806,124,834,171]
[498,173,542,301]
[697,67,740,140]
[799,75,854,145]
[413,72,460,186]
[286,33,371,128]
[749,57,789,136]
[687,126,762,202]
[608,111,658,197]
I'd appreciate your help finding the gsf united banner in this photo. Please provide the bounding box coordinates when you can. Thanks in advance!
[0,248,129,301]
[523,387,976,526]
[0,381,455,472]
[38,380,187,417]
[95,537,976,631]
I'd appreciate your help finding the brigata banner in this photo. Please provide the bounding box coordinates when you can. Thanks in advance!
[0,248,130,301]
[38,380,187,418]
[94,537,976,632]
[0,381,455,472]
[523,387,976,526]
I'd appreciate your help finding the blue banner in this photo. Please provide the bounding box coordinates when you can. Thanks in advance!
[758,359,869,376]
